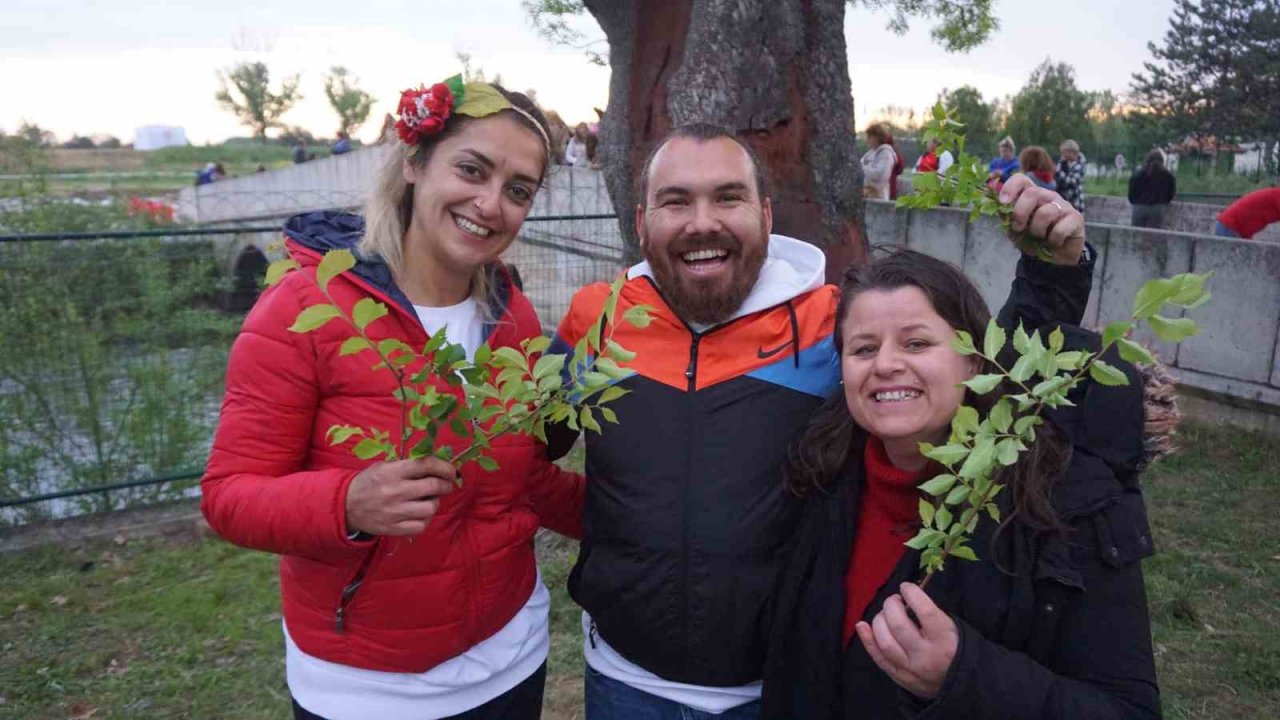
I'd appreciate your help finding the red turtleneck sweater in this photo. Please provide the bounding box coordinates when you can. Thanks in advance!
[842,436,929,646]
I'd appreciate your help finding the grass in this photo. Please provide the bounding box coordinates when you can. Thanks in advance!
[1087,171,1278,200]
[1,424,1277,719]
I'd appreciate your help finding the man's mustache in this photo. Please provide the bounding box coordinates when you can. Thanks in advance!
[669,233,741,255]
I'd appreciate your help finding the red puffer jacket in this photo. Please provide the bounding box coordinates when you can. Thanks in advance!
[201,211,583,673]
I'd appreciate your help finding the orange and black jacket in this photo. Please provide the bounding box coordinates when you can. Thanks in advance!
[548,238,1096,687]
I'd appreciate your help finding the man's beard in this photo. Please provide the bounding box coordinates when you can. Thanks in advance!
[645,230,767,326]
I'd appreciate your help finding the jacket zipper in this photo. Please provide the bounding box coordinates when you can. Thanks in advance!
[335,540,382,632]
[680,332,701,672]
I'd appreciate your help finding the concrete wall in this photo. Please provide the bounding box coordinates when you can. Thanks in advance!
[865,199,1280,414]
[1083,194,1280,242]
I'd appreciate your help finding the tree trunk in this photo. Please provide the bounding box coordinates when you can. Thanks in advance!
[585,0,867,280]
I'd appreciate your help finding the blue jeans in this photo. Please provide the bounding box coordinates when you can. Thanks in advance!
[585,664,761,720]
[1215,220,1241,238]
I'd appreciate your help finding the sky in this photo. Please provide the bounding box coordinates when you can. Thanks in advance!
[1,0,1177,146]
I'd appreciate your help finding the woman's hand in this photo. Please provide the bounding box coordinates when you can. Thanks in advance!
[345,457,457,536]
[855,582,959,700]
[999,173,1085,265]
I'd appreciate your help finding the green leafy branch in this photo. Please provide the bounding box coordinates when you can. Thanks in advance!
[895,102,1052,261]
[910,272,1210,587]
[266,249,649,478]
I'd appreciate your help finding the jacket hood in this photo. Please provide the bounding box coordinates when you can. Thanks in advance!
[627,233,827,330]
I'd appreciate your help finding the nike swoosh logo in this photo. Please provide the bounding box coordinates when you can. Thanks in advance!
[757,340,794,359]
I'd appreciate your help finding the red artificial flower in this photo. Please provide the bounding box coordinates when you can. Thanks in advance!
[394,82,456,147]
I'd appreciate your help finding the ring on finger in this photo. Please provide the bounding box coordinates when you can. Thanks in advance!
[1050,201,1063,213]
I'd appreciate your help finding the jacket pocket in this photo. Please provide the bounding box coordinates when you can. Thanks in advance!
[1091,492,1155,568]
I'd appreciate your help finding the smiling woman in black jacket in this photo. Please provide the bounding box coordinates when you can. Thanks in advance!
[761,250,1161,720]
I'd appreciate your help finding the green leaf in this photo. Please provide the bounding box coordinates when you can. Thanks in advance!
[598,406,619,424]
[935,506,954,531]
[951,406,979,439]
[1031,375,1071,399]
[1089,360,1130,386]
[996,438,1021,466]
[958,438,996,480]
[944,484,970,506]
[326,425,364,445]
[595,356,631,380]
[1168,272,1211,307]
[989,398,1013,433]
[950,545,978,562]
[456,81,513,118]
[962,374,1003,394]
[1132,278,1177,320]
[1148,314,1199,343]
[475,456,499,472]
[951,330,977,356]
[604,274,625,325]
[316,249,356,290]
[474,342,492,367]
[1008,354,1037,383]
[1054,350,1088,371]
[579,407,602,433]
[265,258,300,287]
[1048,326,1064,353]
[919,473,958,496]
[598,386,629,404]
[533,353,566,380]
[919,499,936,528]
[922,442,969,466]
[1014,415,1042,438]
[905,529,945,550]
[1116,338,1156,365]
[1102,320,1134,347]
[606,339,637,363]
[622,305,653,328]
[352,438,387,460]
[983,319,1006,359]
[493,346,528,370]
[525,335,552,355]
[986,504,1002,522]
[424,326,449,355]
[289,304,341,333]
[1013,323,1031,354]
[352,298,388,331]
[340,337,373,356]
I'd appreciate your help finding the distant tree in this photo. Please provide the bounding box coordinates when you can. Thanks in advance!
[937,86,998,155]
[215,61,302,141]
[1004,60,1094,151]
[279,126,318,147]
[96,136,123,149]
[17,121,55,147]
[455,51,503,87]
[1131,0,1280,172]
[323,66,376,137]
[63,135,96,149]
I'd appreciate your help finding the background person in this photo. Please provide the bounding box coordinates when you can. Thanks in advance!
[914,137,954,175]
[861,123,899,200]
[201,77,583,720]
[1215,187,1280,239]
[1128,150,1177,228]
[987,136,1020,189]
[763,249,1161,720]
[564,122,592,168]
[1056,139,1086,213]
[332,131,352,155]
[1019,146,1058,190]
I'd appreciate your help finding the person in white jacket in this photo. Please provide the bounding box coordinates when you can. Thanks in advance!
[860,123,899,200]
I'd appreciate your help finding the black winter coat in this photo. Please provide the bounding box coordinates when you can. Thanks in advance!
[761,327,1161,720]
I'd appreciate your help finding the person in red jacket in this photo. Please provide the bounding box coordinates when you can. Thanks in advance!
[201,77,583,720]
[1215,187,1280,239]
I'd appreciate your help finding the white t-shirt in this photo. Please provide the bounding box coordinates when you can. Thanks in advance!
[287,297,550,719]
[583,613,762,713]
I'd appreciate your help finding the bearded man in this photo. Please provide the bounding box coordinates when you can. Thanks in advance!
[549,124,1093,719]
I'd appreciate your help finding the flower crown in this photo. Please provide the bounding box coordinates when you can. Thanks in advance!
[395,74,550,154]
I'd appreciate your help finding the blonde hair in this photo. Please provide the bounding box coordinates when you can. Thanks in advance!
[998,136,1016,152]
[1060,139,1080,153]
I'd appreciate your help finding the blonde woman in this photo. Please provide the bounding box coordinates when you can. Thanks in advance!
[202,77,583,720]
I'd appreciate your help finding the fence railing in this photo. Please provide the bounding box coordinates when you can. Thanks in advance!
[0,214,624,525]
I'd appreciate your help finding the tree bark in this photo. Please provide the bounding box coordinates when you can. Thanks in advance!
[585,0,867,279]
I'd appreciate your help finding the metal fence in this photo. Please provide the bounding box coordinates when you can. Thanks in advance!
[0,214,624,525]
